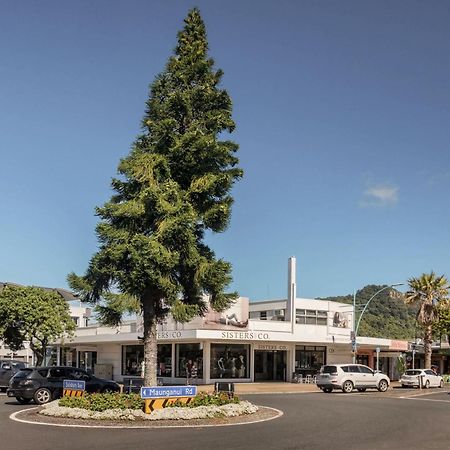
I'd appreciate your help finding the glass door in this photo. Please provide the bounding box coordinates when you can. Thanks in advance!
[78,351,97,373]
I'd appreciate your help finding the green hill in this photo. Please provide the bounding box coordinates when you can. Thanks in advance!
[319,285,417,340]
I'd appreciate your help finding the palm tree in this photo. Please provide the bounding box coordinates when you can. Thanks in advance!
[405,272,449,369]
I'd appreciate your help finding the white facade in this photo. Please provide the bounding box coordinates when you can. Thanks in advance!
[59,295,406,383]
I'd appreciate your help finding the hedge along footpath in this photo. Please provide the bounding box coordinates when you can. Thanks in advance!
[38,392,259,421]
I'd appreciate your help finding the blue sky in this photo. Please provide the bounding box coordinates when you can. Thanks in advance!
[1,0,450,301]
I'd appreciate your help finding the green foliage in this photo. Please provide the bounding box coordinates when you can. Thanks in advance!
[172,391,240,408]
[434,303,450,340]
[396,355,406,374]
[59,393,144,412]
[321,285,418,340]
[68,8,241,385]
[405,273,450,368]
[0,285,75,365]
[405,272,449,327]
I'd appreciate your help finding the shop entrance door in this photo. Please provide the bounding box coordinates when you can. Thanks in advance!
[254,350,287,381]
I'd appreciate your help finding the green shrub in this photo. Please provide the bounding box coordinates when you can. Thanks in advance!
[172,391,240,408]
[59,393,144,412]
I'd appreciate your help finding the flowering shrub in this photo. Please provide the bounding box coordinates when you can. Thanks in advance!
[40,399,258,421]
[59,393,143,412]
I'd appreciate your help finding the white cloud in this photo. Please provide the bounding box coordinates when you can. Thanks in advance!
[361,184,398,207]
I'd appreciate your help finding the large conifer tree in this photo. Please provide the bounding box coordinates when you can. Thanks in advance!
[68,8,242,385]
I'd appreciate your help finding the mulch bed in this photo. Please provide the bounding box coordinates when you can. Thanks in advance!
[14,406,281,428]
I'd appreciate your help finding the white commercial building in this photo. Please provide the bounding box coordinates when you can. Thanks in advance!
[53,258,408,383]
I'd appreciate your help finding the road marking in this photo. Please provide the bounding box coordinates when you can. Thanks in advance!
[398,397,450,403]
[9,406,284,429]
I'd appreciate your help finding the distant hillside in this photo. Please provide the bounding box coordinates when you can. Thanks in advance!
[319,284,417,340]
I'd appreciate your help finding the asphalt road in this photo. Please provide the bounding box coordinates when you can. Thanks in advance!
[1,388,450,450]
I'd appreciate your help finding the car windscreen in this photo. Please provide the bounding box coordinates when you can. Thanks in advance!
[404,370,421,376]
[13,369,33,379]
[321,366,337,374]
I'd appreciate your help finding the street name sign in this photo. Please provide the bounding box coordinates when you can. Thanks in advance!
[140,385,197,413]
[63,379,86,397]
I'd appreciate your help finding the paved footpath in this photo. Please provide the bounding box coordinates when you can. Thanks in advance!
[198,380,415,394]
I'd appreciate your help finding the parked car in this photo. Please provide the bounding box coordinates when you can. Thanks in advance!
[7,366,120,404]
[0,360,27,391]
[400,369,444,389]
[316,364,390,393]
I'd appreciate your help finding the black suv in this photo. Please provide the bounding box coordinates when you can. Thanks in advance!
[7,366,120,404]
[0,360,27,391]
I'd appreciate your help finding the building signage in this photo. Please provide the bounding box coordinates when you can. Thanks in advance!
[221,331,270,340]
[63,380,86,391]
[256,344,287,351]
[141,386,197,399]
[157,331,183,340]
[390,340,408,351]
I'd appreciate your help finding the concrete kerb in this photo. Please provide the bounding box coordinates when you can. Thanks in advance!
[9,406,284,429]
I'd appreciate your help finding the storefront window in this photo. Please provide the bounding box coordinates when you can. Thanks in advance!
[78,351,97,373]
[60,347,77,367]
[157,344,172,377]
[295,346,326,374]
[44,347,58,366]
[123,345,144,376]
[210,344,250,379]
[122,344,174,377]
[175,344,203,379]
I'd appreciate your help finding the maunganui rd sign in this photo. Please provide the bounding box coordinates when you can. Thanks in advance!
[140,386,197,399]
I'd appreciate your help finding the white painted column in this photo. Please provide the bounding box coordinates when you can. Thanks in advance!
[203,341,210,385]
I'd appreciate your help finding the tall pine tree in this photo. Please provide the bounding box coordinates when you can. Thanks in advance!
[68,8,242,385]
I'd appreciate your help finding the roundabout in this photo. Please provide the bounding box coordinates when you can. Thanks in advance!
[10,404,283,429]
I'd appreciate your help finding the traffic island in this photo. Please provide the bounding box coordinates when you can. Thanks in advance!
[11,403,281,428]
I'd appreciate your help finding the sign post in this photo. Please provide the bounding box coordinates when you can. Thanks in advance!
[63,379,86,397]
[140,386,197,413]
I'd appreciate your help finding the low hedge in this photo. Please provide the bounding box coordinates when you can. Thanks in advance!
[58,391,239,412]
[59,393,143,412]
[175,391,240,408]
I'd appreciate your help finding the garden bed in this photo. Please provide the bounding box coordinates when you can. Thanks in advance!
[14,404,280,428]
[11,392,282,428]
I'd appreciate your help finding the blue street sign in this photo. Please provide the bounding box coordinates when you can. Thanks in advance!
[140,386,197,399]
[63,379,86,391]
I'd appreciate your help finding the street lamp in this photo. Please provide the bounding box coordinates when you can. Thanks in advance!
[352,283,404,364]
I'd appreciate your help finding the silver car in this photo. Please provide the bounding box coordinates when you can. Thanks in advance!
[400,369,444,389]
[317,364,390,393]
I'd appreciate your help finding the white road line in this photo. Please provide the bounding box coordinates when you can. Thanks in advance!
[399,397,450,403]
[9,406,284,429]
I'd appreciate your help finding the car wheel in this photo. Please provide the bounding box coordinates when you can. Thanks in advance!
[16,396,32,405]
[424,380,430,389]
[323,388,333,393]
[378,379,389,392]
[34,388,52,405]
[439,380,444,388]
[342,380,354,393]
[357,388,367,392]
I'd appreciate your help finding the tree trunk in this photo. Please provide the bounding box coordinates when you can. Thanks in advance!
[142,296,158,386]
[29,340,44,366]
[424,325,433,369]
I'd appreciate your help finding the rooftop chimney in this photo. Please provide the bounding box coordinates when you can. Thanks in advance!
[286,257,296,329]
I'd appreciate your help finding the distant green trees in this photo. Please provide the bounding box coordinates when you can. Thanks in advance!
[322,285,417,340]
[0,285,75,365]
